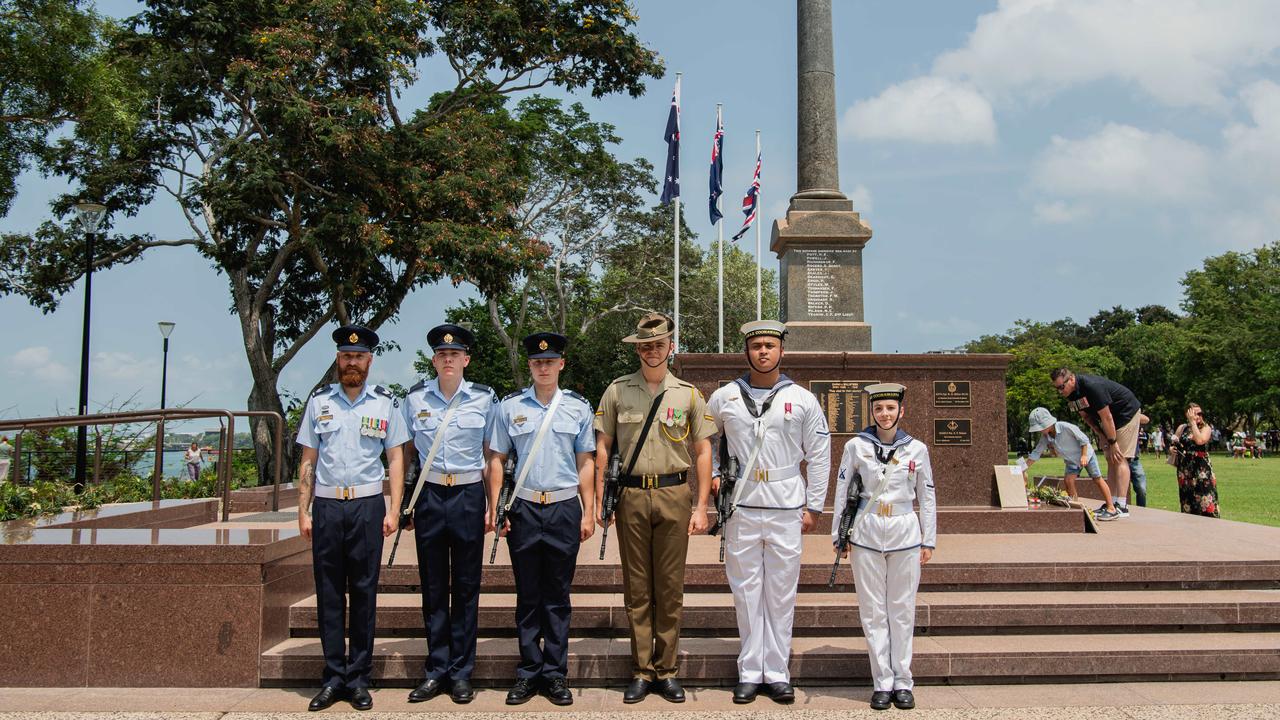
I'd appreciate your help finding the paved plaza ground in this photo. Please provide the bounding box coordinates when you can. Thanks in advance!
[0,681,1278,718]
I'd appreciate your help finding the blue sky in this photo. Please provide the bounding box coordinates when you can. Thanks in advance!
[4,0,1279,428]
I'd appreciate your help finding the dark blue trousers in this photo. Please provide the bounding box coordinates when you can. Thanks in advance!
[413,481,485,681]
[508,496,582,679]
[311,494,385,691]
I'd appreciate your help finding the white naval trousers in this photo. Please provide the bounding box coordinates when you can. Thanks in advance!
[725,506,803,683]
[853,545,921,692]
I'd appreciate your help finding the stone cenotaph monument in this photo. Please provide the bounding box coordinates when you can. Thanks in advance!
[773,0,873,352]
[676,1,1055,529]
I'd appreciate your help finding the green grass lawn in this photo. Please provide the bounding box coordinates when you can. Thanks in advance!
[1010,452,1280,528]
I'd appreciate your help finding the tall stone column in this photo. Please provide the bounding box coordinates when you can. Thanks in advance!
[772,0,873,351]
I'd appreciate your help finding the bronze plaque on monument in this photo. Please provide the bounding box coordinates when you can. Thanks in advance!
[934,418,972,446]
[809,380,878,434]
[933,380,971,408]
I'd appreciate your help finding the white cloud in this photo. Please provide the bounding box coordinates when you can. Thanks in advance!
[848,184,874,215]
[1223,80,1280,185]
[934,0,1280,109]
[1031,123,1212,202]
[10,346,71,383]
[842,76,997,145]
[92,351,158,382]
[1033,201,1090,224]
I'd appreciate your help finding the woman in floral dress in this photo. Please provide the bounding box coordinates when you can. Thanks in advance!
[1171,403,1219,518]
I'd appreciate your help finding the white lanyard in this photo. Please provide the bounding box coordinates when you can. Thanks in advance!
[504,390,564,511]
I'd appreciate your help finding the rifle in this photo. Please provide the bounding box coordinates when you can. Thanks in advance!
[488,453,517,564]
[707,455,740,562]
[386,460,419,567]
[598,450,622,559]
[828,470,863,587]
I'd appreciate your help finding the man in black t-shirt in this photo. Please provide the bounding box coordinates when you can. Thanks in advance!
[1049,369,1142,516]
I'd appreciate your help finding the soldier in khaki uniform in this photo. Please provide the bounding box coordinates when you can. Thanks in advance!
[594,312,714,704]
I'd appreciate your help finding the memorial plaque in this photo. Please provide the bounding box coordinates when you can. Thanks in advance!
[784,247,859,321]
[933,380,971,408]
[809,379,878,434]
[934,418,972,446]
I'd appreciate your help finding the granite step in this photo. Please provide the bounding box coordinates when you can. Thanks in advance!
[288,589,1280,637]
[259,632,1280,686]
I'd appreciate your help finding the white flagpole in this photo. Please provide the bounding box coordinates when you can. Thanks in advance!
[755,129,762,320]
[716,104,724,354]
[673,73,682,353]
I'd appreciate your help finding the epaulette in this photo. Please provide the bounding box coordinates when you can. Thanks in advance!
[672,378,694,388]
[373,385,392,397]
[609,375,631,386]
[502,390,524,402]
[409,379,427,393]
[564,390,590,406]
[310,384,330,398]
[471,383,493,395]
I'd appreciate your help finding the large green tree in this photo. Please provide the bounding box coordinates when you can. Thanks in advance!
[1,0,662,480]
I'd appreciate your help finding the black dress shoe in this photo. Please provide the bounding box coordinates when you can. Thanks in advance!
[653,677,686,703]
[408,678,446,703]
[544,676,573,706]
[349,687,373,711]
[506,677,538,705]
[870,690,893,710]
[732,682,759,704]
[892,688,916,709]
[308,686,341,712]
[766,681,795,704]
[450,679,475,704]
[622,677,650,703]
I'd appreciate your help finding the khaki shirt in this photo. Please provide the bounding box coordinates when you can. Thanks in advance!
[595,370,716,475]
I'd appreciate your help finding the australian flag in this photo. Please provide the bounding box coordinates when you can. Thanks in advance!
[709,110,723,224]
[731,150,761,241]
[660,78,681,205]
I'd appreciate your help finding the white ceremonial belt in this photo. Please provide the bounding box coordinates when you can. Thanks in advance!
[425,470,483,487]
[858,499,915,517]
[749,466,801,483]
[322,483,383,500]
[515,487,579,505]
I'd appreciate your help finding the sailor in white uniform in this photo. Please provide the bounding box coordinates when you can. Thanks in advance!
[831,382,936,711]
[708,320,830,704]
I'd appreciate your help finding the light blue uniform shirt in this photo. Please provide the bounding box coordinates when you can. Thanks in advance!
[489,387,595,492]
[1029,421,1095,464]
[297,383,410,487]
[401,378,497,472]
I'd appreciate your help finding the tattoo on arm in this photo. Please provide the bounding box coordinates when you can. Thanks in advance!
[300,461,314,492]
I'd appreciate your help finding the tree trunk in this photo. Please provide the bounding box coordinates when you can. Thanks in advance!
[246,372,293,489]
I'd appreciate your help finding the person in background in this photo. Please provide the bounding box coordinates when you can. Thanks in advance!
[1127,413,1151,507]
[1171,403,1219,518]
[184,442,204,482]
[1023,408,1119,520]
[1050,368,1141,518]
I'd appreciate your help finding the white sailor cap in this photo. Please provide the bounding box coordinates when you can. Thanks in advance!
[864,382,906,403]
[741,319,788,343]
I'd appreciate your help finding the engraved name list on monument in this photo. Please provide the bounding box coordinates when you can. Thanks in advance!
[798,247,855,320]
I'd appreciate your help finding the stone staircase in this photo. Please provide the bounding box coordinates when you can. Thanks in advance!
[258,506,1280,687]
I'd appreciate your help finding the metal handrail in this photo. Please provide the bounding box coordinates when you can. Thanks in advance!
[0,407,286,520]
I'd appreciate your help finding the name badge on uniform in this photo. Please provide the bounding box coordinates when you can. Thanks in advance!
[360,417,388,438]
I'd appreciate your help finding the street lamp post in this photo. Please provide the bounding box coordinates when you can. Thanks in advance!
[72,201,107,490]
[153,322,176,495]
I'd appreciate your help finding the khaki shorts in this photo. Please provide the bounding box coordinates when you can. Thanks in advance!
[1115,411,1142,458]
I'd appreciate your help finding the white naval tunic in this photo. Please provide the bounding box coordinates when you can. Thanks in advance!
[708,376,831,684]
[831,428,937,692]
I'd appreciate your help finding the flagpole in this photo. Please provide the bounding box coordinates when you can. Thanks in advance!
[716,104,724,354]
[673,73,682,354]
[755,129,762,320]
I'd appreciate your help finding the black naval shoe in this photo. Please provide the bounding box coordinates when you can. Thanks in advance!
[623,677,651,703]
[766,681,796,704]
[407,678,446,703]
[892,688,916,709]
[870,690,894,710]
[308,686,341,712]
[544,676,574,706]
[450,679,475,704]
[349,687,373,711]
[506,677,538,705]
[653,677,686,703]
[732,682,759,704]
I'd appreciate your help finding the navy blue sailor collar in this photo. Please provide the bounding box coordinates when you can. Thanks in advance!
[733,373,795,392]
[857,426,914,450]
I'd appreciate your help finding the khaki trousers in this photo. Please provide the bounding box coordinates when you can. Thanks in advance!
[616,481,693,680]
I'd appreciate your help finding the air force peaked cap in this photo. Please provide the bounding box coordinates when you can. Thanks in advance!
[428,323,474,352]
[333,325,378,353]
[523,332,567,359]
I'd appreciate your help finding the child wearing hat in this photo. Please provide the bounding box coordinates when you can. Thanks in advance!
[1024,407,1119,521]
